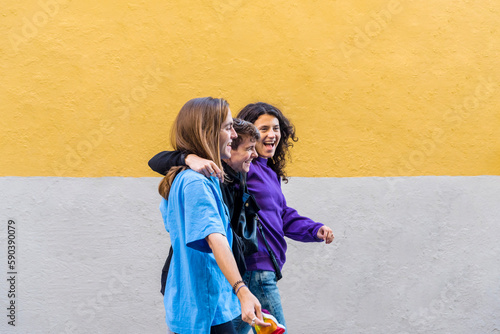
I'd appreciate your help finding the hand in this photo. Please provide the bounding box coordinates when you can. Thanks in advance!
[237,287,271,328]
[317,225,334,244]
[185,154,222,181]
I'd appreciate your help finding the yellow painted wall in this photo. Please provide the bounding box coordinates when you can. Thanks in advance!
[1,0,499,177]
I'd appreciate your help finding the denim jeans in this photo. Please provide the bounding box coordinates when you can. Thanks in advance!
[232,270,287,334]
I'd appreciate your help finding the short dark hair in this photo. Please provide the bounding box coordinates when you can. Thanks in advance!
[231,118,260,150]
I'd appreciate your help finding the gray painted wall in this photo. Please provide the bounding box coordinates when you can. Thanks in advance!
[0,176,499,333]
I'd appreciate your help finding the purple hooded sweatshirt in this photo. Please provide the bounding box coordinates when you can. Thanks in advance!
[245,157,324,272]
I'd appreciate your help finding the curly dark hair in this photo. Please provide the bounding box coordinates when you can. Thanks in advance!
[237,102,298,182]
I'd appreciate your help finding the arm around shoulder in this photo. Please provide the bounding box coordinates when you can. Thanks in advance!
[184,154,222,181]
[148,150,187,175]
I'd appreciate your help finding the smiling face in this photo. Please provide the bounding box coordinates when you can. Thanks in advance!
[226,135,258,173]
[253,114,281,158]
[219,109,237,160]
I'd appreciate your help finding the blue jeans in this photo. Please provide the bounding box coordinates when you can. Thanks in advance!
[232,270,287,334]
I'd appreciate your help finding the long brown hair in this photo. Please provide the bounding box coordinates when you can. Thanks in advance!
[159,97,229,199]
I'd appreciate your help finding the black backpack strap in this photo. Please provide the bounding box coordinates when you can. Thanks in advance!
[257,217,282,281]
[160,246,173,296]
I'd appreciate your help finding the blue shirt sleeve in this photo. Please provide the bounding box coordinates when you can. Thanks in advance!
[183,178,227,253]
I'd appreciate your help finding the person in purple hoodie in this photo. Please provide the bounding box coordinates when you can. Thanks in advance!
[230,102,334,334]
[149,102,334,334]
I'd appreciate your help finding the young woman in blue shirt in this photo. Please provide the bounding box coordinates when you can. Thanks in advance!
[158,97,268,334]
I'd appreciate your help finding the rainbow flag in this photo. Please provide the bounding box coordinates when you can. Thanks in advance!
[255,309,286,334]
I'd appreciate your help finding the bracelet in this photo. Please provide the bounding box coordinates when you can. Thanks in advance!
[234,284,247,296]
[232,280,244,291]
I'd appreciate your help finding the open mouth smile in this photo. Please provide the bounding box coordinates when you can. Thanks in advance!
[263,141,275,149]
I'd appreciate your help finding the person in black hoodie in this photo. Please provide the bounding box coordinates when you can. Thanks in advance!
[153,118,261,290]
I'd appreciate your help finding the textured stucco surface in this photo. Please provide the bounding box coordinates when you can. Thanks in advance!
[1,0,500,177]
[1,176,499,333]
[2,2,499,333]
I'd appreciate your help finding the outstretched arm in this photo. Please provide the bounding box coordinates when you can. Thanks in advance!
[282,198,334,243]
[206,233,269,328]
